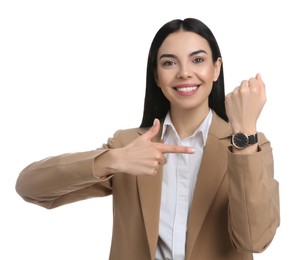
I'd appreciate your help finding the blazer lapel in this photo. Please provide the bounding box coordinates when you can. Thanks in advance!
[136,114,231,259]
[137,129,163,260]
[186,113,231,259]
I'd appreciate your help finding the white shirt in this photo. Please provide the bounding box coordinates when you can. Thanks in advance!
[155,110,213,260]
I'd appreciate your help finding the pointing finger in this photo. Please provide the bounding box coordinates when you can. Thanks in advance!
[157,143,195,154]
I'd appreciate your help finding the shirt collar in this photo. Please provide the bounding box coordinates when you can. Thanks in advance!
[161,110,213,147]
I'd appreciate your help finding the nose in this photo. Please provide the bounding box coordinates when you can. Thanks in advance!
[176,64,192,79]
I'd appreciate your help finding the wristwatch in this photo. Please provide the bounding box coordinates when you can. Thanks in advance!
[231,132,258,149]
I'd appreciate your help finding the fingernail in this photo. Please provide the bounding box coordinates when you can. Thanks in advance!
[189,148,195,153]
[153,118,157,126]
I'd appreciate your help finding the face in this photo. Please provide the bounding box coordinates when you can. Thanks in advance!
[156,31,221,114]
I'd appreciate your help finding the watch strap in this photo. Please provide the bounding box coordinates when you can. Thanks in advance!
[248,133,258,144]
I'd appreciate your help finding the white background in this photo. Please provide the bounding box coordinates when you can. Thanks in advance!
[1,0,302,259]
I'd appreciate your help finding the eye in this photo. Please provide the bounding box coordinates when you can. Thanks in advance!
[162,60,177,67]
[193,57,204,64]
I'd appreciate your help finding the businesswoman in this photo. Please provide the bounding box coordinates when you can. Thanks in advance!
[16,18,280,260]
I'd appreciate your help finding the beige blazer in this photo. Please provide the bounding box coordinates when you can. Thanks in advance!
[16,112,280,260]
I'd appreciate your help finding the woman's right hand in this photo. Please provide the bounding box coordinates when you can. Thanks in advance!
[94,119,195,177]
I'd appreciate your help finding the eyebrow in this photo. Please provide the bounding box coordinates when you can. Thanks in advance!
[159,49,207,59]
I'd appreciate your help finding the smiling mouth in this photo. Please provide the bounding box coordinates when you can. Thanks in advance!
[174,85,200,93]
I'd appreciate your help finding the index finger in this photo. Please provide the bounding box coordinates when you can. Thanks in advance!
[157,143,195,154]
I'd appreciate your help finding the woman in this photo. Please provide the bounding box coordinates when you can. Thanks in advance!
[16,18,280,260]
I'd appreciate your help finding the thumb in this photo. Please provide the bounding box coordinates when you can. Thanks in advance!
[142,118,160,141]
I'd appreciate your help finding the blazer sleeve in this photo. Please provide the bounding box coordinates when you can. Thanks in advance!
[227,132,280,253]
[15,130,124,209]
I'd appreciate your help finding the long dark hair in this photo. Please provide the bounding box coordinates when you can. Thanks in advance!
[140,18,228,127]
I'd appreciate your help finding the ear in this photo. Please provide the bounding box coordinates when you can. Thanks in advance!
[213,57,222,82]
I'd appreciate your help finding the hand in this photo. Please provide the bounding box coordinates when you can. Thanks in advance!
[225,73,266,134]
[113,119,195,176]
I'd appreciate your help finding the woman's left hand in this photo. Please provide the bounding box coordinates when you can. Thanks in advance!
[225,73,267,134]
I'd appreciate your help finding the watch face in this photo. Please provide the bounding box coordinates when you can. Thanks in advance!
[232,133,249,149]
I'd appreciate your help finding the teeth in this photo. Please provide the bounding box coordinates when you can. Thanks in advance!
[176,86,198,92]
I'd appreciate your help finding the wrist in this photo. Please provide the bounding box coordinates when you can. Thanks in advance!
[94,150,119,178]
[231,123,257,136]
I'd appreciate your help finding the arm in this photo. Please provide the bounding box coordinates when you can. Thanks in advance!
[225,74,280,252]
[227,133,280,252]
[15,149,113,209]
[16,121,194,209]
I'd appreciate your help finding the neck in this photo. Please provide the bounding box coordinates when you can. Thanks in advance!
[169,106,210,139]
